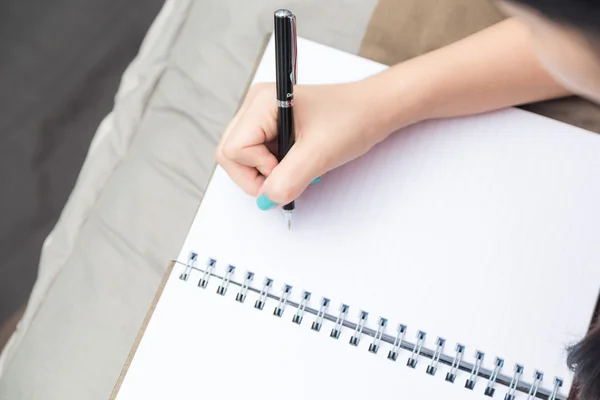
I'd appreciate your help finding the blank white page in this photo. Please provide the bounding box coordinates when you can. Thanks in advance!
[117,35,600,400]
[117,267,517,400]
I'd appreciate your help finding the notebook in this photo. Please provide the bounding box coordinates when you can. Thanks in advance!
[112,35,600,400]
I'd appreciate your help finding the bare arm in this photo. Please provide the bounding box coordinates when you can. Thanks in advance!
[216,18,575,205]
[366,18,572,137]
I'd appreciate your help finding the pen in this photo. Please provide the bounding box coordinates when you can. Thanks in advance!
[274,9,297,230]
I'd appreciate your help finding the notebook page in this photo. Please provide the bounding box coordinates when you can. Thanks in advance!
[173,36,600,394]
[118,265,528,400]
[117,36,600,399]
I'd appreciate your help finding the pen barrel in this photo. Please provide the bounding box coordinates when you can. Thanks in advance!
[275,103,297,210]
[278,107,295,212]
[274,11,295,101]
[274,9,296,213]
[277,107,295,163]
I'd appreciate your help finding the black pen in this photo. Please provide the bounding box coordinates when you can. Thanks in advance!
[274,9,297,230]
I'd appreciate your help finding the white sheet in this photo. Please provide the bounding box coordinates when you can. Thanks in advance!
[116,36,600,400]
[117,267,500,400]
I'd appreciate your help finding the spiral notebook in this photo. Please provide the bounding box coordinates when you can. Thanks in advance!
[112,35,600,400]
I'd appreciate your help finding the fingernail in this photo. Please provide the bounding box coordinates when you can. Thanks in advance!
[256,193,277,210]
[310,177,322,185]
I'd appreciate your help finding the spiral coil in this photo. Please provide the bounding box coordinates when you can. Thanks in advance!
[179,253,566,400]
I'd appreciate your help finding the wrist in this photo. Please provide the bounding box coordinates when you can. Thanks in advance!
[355,61,435,142]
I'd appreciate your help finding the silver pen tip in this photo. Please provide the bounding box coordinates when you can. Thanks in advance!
[283,210,293,230]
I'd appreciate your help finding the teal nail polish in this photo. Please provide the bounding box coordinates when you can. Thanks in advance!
[256,193,277,210]
[311,177,322,185]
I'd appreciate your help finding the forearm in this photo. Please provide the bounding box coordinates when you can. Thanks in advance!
[365,18,572,137]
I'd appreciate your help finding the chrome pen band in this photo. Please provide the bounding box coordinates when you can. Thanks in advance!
[277,99,294,108]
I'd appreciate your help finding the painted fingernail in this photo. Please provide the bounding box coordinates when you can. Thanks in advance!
[256,193,277,210]
[310,177,322,185]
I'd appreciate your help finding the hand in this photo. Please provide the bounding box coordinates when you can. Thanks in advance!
[215,79,416,209]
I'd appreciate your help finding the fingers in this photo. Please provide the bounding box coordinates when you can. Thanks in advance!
[220,90,279,177]
[215,151,266,196]
[216,83,278,195]
[221,142,278,177]
[258,140,323,207]
[217,83,323,206]
[225,88,279,148]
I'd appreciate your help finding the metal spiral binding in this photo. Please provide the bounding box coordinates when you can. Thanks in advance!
[292,291,311,324]
[446,344,465,383]
[254,278,273,310]
[198,258,216,288]
[274,284,292,316]
[485,357,505,397]
[216,265,235,295]
[426,337,446,375]
[387,323,407,361]
[368,318,388,354]
[549,378,563,400]
[466,351,485,389]
[235,272,254,303]
[505,364,524,400]
[177,253,568,400]
[527,371,544,400]
[349,311,368,346]
[179,252,196,281]
[330,304,349,339]
[311,298,330,332]
[407,331,426,368]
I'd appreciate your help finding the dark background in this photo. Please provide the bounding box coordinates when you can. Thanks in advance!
[0,0,165,328]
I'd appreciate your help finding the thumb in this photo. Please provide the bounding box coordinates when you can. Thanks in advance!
[256,141,322,210]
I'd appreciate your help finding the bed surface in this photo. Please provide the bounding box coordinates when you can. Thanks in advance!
[1,0,598,399]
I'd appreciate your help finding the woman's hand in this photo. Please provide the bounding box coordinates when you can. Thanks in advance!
[215,79,412,210]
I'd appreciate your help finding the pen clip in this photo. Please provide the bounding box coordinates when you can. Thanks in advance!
[288,13,297,85]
